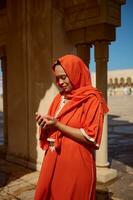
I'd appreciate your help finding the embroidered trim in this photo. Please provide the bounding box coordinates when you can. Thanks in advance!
[54,96,66,118]
[80,128,99,148]
[47,138,56,152]
[47,96,66,151]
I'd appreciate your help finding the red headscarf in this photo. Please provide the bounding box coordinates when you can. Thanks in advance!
[39,54,109,151]
[58,54,92,88]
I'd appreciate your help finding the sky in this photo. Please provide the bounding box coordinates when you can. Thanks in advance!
[90,0,133,72]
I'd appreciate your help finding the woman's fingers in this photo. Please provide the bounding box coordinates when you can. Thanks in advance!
[35,113,45,127]
[45,115,54,120]
[44,115,57,126]
[40,120,46,128]
[35,113,41,121]
[38,118,44,125]
[35,113,56,129]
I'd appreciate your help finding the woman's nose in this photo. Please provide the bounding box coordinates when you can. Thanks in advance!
[59,78,64,85]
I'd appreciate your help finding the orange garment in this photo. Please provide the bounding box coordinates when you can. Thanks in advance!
[34,55,109,200]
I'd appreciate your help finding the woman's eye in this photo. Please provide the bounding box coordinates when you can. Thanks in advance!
[56,75,67,82]
[61,75,67,80]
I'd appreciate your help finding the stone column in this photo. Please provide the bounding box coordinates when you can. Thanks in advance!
[76,43,91,66]
[6,1,30,166]
[6,0,55,169]
[94,41,117,183]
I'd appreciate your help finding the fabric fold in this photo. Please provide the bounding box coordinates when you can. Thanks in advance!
[39,86,108,151]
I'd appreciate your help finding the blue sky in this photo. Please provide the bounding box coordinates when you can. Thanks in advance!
[90,0,133,72]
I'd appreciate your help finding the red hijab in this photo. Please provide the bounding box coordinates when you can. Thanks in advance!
[39,54,109,150]
[58,54,92,89]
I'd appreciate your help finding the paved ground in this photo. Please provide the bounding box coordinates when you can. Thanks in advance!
[0,95,133,200]
[107,95,133,200]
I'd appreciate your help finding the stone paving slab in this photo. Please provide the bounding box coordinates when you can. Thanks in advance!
[0,159,38,200]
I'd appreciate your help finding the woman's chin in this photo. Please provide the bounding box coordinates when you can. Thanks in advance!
[61,89,71,94]
[59,86,73,94]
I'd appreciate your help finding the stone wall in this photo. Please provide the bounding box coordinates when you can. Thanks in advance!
[6,0,75,169]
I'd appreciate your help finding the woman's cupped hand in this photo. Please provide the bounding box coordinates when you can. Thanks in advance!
[35,113,57,129]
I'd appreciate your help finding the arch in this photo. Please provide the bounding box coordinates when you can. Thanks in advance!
[120,77,125,86]
[109,78,113,85]
[126,77,132,86]
[114,77,119,87]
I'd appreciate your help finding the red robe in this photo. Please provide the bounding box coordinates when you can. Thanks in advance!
[34,55,108,200]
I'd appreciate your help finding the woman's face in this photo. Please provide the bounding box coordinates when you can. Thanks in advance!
[54,64,73,93]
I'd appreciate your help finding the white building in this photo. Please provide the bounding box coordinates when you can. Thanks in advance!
[91,69,133,96]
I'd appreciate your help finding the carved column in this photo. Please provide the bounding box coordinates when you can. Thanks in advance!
[94,41,117,182]
[76,43,91,67]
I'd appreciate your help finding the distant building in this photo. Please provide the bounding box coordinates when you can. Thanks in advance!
[91,69,133,96]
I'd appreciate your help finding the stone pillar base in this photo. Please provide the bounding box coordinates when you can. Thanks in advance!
[96,167,117,183]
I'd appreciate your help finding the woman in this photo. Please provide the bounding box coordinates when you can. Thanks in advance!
[35,54,108,200]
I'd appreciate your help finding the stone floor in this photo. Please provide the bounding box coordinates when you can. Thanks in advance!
[106,95,133,200]
[0,95,133,200]
[0,159,38,200]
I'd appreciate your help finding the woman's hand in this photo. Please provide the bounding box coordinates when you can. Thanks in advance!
[35,113,46,128]
[35,113,57,129]
[35,113,89,145]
